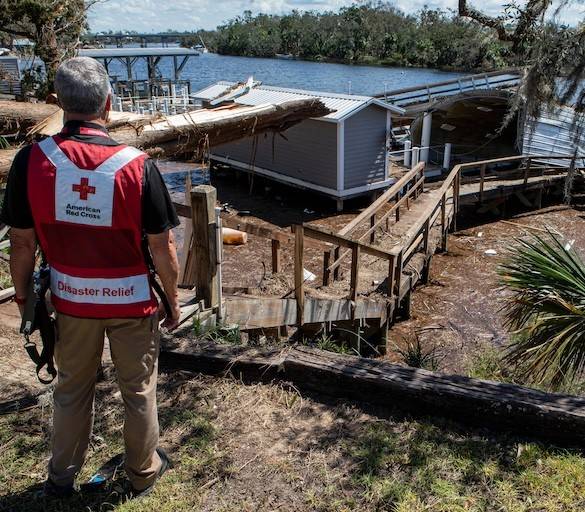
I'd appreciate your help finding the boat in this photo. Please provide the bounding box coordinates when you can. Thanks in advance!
[275,53,294,60]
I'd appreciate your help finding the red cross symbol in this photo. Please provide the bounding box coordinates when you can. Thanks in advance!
[72,177,96,200]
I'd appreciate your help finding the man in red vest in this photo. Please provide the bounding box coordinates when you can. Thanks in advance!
[1,57,181,498]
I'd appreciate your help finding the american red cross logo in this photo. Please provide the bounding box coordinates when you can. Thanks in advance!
[72,177,96,200]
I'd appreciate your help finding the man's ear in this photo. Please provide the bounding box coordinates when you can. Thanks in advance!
[103,93,112,121]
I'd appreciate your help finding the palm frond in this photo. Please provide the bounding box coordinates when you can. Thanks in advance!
[499,230,585,389]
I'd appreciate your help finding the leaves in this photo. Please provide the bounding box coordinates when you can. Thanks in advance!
[499,231,585,388]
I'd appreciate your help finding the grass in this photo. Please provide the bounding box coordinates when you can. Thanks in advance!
[394,336,442,371]
[1,367,585,511]
[349,422,585,512]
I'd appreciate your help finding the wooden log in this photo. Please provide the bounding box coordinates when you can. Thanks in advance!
[159,344,585,446]
[189,185,219,308]
[0,98,332,179]
[0,100,60,135]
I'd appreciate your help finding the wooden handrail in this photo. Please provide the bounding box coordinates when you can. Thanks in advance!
[303,224,395,261]
[339,162,426,237]
[326,175,424,275]
[393,153,583,275]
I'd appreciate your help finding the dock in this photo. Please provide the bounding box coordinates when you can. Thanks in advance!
[172,153,582,352]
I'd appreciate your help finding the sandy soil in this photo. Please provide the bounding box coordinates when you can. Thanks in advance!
[388,205,585,374]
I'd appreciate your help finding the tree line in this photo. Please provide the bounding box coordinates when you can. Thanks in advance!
[197,3,516,72]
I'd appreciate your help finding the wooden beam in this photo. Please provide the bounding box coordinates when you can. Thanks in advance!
[294,225,305,327]
[160,344,585,446]
[189,185,219,308]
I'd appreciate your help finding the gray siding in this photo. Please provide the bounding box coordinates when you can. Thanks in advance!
[344,106,387,190]
[212,119,338,190]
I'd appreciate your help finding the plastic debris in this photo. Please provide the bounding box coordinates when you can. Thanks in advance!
[477,232,483,238]
[303,269,317,282]
[565,239,575,251]
[303,208,315,214]
[484,249,497,256]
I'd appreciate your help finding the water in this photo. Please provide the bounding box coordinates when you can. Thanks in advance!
[106,51,464,97]
[106,51,464,188]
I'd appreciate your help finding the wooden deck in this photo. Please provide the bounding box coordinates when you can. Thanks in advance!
[173,154,581,342]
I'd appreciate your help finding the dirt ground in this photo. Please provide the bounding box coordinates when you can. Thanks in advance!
[388,204,585,375]
[161,163,585,376]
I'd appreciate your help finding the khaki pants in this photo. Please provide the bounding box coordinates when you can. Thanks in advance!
[48,313,162,491]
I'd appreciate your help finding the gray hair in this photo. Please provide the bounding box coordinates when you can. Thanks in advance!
[55,57,110,116]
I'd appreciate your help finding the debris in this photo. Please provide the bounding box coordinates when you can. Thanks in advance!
[477,231,483,238]
[484,249,497,256]
[565,239,575,251]
[223,228,248,245]
[303,269,317,282]
[303,208,315,214]
[0,98,332,179]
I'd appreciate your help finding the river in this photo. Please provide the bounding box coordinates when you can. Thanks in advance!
[107,51,464,97]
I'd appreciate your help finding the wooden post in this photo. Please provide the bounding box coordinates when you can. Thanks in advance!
[294,225,305,326]
[322,250,331,286]
[370,215,376,244]
[394,251,403,304]
[271,239,281,274]
[479,164,486,203]
[350,244,360,320]
[350,244,360,303]
[524,158,531,185]
[440,193,448,253]
[395,192,401,222]
[387,255,396,299]
[423,218,430,255]
[190,185,218,308]
[333,246,340,281]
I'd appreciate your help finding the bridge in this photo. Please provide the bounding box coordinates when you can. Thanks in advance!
[82,32,198,48]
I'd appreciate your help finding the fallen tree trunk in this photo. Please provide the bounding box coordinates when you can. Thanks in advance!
[0,101,60,136]
[0,99,331,180]
[159,343,585,446]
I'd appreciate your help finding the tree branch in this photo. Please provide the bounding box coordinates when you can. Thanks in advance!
[458,0,513,42]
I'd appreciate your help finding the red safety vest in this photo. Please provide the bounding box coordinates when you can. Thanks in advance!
[27,130,158,318]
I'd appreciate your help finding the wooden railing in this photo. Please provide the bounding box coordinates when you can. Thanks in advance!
[295,224,397,325]
[294,153,585,326]
[323,162,426,286]
[390,154,585,300]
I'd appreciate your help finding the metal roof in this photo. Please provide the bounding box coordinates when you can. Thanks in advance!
[522,106,585,167]
[78,47,200,58]
[192,81,405,122]
[377,70,522,109]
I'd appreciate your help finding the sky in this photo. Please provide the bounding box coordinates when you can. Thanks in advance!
[87,0,584,33]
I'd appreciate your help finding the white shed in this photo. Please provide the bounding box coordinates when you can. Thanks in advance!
[192,82,405,209]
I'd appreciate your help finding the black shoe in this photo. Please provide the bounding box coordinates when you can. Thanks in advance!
[129,447,173,499]
[43,478,76,498]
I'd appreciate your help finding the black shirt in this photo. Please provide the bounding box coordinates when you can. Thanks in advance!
[1,121,179,234]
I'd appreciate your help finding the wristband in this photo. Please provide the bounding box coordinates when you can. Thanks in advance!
[14,296,27,305]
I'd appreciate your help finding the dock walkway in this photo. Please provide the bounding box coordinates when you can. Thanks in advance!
[173,154,581,340]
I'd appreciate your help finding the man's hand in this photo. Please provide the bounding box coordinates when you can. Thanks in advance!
[148,229,180,331]
[158,300,181,331]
